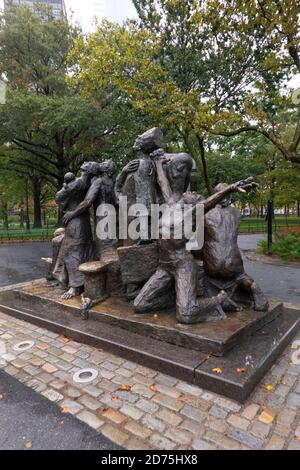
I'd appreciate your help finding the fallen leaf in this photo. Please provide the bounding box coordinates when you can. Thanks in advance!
[288,360,293,365]
[150,386,157,393]
[61,406,70,414]
[111,394,118,401]
[25,441,33,449]
[59,336,70,343]
[236,368,246,374]
[117,385,131,392]
[212,368,223,374]
[0,394,4,401]
[264,385,273,391]
[259,409,275,424]
[278,380,286,385]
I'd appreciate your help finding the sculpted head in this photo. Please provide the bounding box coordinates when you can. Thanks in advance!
[214,183,231,207]
[98,160,116,178]
[133,128,165,154]
[80,161,99,177]
[167,153,194,196]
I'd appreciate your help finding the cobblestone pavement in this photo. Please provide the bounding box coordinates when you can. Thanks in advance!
[0,310,299,451]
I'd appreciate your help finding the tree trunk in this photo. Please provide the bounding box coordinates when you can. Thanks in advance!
[25,182,30,231]
[297,200,300,217]
[196,135,212,195]
[31,176,42,228]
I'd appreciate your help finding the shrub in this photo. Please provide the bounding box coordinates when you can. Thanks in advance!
[258,234,300,260]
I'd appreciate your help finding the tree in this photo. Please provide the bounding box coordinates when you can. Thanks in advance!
[0,4,143,225]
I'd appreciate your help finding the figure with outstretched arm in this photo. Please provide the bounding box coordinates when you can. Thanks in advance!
[134,152,258,324]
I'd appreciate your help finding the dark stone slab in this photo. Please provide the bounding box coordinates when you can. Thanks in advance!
[194,309,300,402]
[0,288,205,384]
[7,281,282,356]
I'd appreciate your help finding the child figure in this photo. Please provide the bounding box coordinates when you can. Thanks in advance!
[63,172,76,189]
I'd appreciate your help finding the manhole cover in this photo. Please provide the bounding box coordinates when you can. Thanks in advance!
[13,340,35,352]
[73,368,98,384]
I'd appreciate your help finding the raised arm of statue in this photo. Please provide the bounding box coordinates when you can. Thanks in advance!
[115,160,140,193]
[62,178,101,225]
[154,158,173,203]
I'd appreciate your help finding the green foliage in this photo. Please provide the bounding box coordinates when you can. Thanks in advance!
[258,234,300,260]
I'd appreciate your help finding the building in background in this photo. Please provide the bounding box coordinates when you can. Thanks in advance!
[4,0,66,19]
[93,0,136,24]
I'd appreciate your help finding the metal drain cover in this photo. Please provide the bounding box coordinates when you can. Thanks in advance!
[73,368,98,384]
[13,340,35,352]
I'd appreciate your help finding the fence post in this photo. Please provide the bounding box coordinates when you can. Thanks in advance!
[267,200,273,254]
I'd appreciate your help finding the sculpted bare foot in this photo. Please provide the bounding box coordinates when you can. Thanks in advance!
[61,287,78,300]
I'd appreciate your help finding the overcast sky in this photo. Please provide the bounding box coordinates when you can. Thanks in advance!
[65,0,137,31]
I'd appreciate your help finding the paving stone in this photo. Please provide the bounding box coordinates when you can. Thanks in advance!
[277,408,297,426]
[39,372,55,384]
[76,411,104,430]
[180,405,206,424]
[241,404,260,420]
[136,398,159,414]
[98,378,118,392]
[286,393,300,410]
[209,405,229,419]
[41,388,63,403]
[120,404,144,420]
[42,363,58,374]
[142,414,166,433]
[83,385,102,398]
[228,427,264,450]
[26,379,47,393]
[282,374,297,388]
[115,367,133,378]
[165,427,193,445]
[227,415,250,431]
[50,379,66,390]
[155,373,178,387]
[101,407,126,424]
[4,365,18,376]
[149,433,176,450]
[78,395,101,411]
[110,375,134,387]
[99,392,122,410]
[176,382,203,397]
[274,423,291,438]
[62,345,77,355]
[156,408,183,426]
[36,342,49,351]
[123,361,137,371]
[133,374,155,386]
[155,383,181,399]
[251,421,271,439]
[205,430,241,450]
[2,353,16,362]
[65,386,82,399]
[136,366,157,378]
[29,357,45,367]
[115,390,139,403]
[179,394,211,411]
[131,383,155,399]
[192,438,215,450]
[287,439,300,450]
[152,393,183,412]
[101,424,128,446]
[101,361,119,372]
[295,424,300,438]
[60,399,83,415]
[215,397,241,412]
[106,354,124,366]
[125,420,152,440]
[180,419,205,437]
[265,434,285,450]
[205,415,228,434]
[275,384,290,398]
[23,365,39,376]
[127,437,151,450]
[60,353,74,363]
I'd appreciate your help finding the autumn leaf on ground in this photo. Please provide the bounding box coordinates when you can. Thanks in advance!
[263,385,273,391]
[111,394,118,401]
[236,368,246,374]
[212,368,222,374]
[25,441,33,449]
[61,406,70,414]
[117,385,131,392]
[0,394,4,401]
[149,386,157,393]
[59,336,70,343]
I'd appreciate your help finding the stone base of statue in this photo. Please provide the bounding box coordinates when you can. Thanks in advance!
[1,279,299,402]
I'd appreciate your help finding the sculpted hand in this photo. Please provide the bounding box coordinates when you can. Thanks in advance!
[124,160,140,174]
[232,177,258,194]
[62,211,74,225]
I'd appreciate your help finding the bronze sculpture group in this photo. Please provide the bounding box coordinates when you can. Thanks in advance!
[48,127,269,324]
